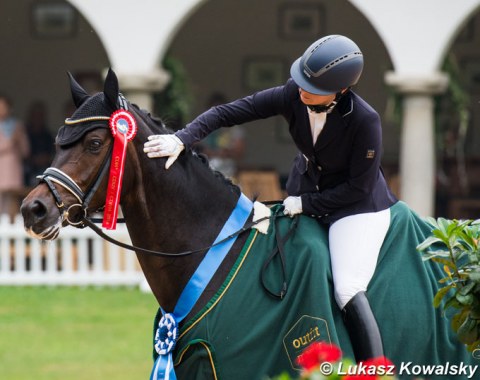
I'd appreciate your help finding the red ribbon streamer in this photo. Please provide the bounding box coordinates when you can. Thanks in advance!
[103,110,137,230]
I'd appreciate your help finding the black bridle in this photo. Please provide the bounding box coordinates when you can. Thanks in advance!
[37,142,113,227]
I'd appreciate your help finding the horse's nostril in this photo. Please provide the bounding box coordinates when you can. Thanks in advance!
[30,200,47,219]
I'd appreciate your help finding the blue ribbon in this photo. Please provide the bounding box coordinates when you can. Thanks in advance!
[150,193,253,380]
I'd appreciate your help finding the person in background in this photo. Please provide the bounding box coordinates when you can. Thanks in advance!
[197,92,245,178]
[143,35,398,362]
[0,94,30,217]
[23,101,55,187]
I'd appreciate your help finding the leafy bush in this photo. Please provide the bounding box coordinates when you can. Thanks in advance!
[417,217,480,350]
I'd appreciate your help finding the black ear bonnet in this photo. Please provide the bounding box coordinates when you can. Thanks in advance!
[57,69,123,147]
[57,93,112,147]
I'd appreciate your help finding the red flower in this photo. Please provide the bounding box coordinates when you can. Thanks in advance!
[296,342,342,370]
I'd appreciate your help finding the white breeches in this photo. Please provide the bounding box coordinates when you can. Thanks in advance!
[329,208,391,309]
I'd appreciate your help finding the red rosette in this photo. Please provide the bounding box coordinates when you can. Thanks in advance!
[103,110,137,230]
[109,110,137,141]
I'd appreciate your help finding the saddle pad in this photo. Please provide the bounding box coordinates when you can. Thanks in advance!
[153,201,477,379]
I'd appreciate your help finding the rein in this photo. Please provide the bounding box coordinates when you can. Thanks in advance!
[82,214,271,258]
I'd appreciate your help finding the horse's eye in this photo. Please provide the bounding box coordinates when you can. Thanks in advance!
[87,139,103,152]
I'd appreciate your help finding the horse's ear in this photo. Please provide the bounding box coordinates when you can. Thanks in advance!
[67,71,89,108]
[103,68,119,110]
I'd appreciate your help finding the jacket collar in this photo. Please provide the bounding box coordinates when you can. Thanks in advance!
[335,90,354,117]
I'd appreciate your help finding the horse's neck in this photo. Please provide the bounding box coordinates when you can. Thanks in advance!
[121,139,241,312]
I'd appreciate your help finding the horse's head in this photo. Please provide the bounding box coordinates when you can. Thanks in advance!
[21,69,142,239]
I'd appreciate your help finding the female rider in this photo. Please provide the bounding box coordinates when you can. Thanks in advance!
[143,35,398,362]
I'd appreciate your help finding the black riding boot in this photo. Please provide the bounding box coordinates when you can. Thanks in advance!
[342,291,384,362]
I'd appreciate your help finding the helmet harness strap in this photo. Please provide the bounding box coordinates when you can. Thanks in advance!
[307,89,349,114]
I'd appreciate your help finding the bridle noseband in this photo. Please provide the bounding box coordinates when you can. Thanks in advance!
[37,141,113,227]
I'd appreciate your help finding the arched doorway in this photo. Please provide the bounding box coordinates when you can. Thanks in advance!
[159,0,396,187]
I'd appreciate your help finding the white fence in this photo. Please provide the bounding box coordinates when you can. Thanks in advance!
[0,214,145,286]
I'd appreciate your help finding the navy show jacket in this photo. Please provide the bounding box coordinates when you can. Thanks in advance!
[176,79,397,224]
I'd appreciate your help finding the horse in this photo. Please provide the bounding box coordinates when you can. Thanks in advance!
[21,70,478,379]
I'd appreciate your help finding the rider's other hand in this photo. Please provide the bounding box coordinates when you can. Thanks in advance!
[144,135,185,169]
[283,196,303,217]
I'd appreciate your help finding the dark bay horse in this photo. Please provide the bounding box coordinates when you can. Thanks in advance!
[21,70,248,316]
[21,70,478,379]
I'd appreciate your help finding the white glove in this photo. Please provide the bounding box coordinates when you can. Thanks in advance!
[143,134,185,169]
[283,196,302,217]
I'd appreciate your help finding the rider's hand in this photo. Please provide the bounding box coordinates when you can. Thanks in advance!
[283,196,302,217]
[143,135,185,169]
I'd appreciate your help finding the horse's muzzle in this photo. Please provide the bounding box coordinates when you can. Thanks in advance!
[21,187,63,240]
[21,197,51,226]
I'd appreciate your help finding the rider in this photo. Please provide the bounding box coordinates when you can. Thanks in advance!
[144,35,398,362]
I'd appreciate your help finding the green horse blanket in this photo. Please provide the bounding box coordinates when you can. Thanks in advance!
[153,201,477,379]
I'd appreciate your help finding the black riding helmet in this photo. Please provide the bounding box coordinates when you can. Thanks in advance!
[290,35,364,95]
